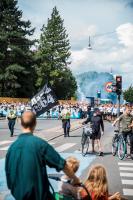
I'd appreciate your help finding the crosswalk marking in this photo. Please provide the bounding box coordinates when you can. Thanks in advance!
[0,140,76,153]
[118,161,133,198]
[0,146,10,151]
[119,167,133,171]
[122,179,133,185]
[0,140,14,151]
[55,143,76,152]
[123,189,133,196]
[0,140,13,146]
[49,142,55,145]
[118,162,133,166]
[120,172,133,177]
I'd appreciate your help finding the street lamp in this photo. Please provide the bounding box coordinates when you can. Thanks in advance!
[88,36,92,50]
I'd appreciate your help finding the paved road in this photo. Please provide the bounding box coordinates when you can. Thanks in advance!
[0,119,133,200]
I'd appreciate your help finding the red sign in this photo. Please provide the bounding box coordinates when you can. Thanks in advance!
[105,82,112,93]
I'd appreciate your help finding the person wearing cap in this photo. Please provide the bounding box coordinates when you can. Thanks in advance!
[6,105,17,137]
[91,108,104,156]
[82,106,94,125]
[5,111,80,200]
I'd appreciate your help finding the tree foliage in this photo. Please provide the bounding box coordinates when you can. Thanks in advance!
[36,6,77,99]
[123,85,133,103]
[0,0,36,97]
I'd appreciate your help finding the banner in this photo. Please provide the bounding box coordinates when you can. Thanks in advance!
[31,84,58,116]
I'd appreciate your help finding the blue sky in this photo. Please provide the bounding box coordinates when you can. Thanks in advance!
[18,0,133,88]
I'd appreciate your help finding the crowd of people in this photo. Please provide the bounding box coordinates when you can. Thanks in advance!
[1,101,133,120]
[0,101,31,117]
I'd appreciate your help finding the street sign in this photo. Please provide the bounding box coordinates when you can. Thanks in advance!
[105,82,113,93]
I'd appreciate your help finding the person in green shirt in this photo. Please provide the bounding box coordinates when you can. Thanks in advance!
[5,111,80,200]
[112,106,133,159]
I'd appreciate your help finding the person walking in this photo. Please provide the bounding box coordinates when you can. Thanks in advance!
[7,105,17,137]
[91,108,104,156]
[5,111,80,200]
[112,106,133,159]
[61,106,71,137]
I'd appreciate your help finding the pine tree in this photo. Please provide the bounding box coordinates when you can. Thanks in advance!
[36,6,77,99]
[0,0,36,97]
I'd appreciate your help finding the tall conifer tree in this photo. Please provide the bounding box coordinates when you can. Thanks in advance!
[37,6,77,99]
[0,0,35,97]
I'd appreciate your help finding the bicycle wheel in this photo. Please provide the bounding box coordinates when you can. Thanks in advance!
[82,136,90,156]
[112,136,118,156]
[118,138,126,160]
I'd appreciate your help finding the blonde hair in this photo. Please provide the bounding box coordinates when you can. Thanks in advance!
[66,156,80,173]
[85,165,108,200]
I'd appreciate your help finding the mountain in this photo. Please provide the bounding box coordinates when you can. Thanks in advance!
[76,71,117,103]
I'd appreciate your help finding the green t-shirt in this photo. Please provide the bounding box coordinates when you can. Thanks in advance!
[119,114,133,132]
[5,133,65,200]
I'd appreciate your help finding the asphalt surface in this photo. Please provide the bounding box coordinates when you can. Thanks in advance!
[0,119,133,200]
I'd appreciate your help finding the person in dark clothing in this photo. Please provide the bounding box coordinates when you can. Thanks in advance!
[5,111,80,200]
[91,108,104,156]
[61,106,71,137]
[82,107,94,125]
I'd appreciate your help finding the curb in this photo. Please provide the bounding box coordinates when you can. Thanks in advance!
[48,125,83,142]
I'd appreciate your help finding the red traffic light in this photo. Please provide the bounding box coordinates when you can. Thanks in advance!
[116,76,122,82]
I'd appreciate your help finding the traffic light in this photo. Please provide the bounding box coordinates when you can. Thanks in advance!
[111,83,116,93]
[116,76,122,95]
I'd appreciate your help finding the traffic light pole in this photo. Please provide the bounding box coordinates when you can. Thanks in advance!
[117,94,120,117]
[117,94,121,131]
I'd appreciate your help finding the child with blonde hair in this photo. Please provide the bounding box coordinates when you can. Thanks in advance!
[80,165,122,200]
[58,156,80,199]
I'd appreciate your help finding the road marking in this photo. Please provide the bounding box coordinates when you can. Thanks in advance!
[49,142,55,145]
[0,145,10,151]
[120,172,133,177]
[0,140,13,146]
[119,167,133,171]
[118,162,133,166]
[0,141,54,150]
[123,188,133,196]
[55,143,76,152]
[122,179,133,185]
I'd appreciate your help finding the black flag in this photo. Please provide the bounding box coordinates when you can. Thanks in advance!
[31,84,58,117]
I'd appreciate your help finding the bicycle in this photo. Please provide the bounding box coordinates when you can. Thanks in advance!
[81,125,92,156]
[112,130,127,160]
[48,174,92,200]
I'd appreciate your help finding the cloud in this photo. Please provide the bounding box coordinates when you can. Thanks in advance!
[116,23,133,47]
[69,25,97,42]
[70,23,133,88]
